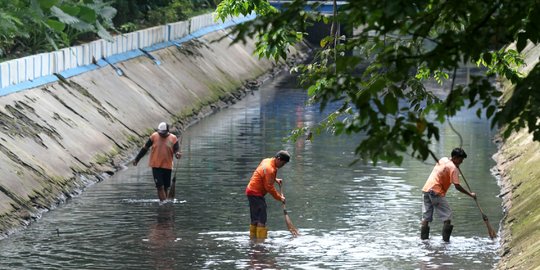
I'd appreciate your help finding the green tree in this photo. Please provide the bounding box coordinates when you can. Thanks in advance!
[113,0,216,32]
[1,0,116,59]
[0,0,24,56]
[147,0,194,25]
[216,0,539,165]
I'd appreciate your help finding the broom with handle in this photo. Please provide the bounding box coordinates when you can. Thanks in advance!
[278,182,300,237]
[458,167,497,239]
[444,115,497,239]
[167,133,183,200]
[167,159,179,200]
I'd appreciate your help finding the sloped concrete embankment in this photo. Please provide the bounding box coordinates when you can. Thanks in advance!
[0,30,307,237]
[496,43,540,269]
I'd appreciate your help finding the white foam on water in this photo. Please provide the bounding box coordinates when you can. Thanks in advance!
[199,228,499,269]
[120,198,187,204]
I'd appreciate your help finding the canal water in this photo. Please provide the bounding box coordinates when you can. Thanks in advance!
[0,72,502,269]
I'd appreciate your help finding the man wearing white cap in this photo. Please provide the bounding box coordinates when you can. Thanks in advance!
[133,122,182,203]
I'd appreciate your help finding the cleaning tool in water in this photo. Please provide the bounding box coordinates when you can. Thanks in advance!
[279,183,299,237]
[458,168,497,239]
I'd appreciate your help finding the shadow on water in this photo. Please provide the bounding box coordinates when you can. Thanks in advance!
[0,72,501,270]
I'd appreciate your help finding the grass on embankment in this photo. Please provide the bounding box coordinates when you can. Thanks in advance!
[497,130,540,269]
[496,43,540,269]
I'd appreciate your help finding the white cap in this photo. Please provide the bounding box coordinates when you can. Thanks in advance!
[157,122,168,134]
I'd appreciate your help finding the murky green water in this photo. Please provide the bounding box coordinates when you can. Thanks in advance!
[0,73,502,269]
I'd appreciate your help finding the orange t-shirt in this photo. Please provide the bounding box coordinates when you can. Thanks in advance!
[422,157,460,196]
[148,132,178,170]
[245,158,282,201]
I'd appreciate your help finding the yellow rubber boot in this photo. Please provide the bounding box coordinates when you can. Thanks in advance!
[249,224,257,239]
[256,226,268,239]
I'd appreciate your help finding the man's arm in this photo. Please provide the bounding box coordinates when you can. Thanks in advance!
[454,183,476,199]
[133,139,153,166]
[173,139,182,159]
[263,168,285,202]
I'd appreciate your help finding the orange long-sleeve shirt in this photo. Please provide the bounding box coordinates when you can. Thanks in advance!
[245,158,282,201]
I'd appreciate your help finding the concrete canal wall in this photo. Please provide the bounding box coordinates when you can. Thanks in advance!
[496,43,540,269]
[0,28,307,237]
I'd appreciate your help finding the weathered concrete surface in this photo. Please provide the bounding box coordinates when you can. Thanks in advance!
[496,42,540,269]
[0,30,307,237]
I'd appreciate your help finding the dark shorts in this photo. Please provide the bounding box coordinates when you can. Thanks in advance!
[248,195,267,225]
[152,168,172,189]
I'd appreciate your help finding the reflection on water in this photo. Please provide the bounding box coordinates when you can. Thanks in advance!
[0,73,501,269]
[247,243,278,270]
[145,206,178,270]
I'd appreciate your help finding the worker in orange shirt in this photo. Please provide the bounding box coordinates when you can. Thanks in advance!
[133,122,182,204]
[246,150,290,240]
[421,148,476,242]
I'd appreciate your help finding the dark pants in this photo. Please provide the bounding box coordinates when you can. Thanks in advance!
[248,195,267,225]
[152,168,172,189]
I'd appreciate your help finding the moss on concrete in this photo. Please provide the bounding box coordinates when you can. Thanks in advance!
[496,43,540,269]
[0,25,309,238]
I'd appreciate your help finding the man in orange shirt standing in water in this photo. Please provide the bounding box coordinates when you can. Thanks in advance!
[133,122,182,204]
[421,148,476,242]
[246,150,290,240]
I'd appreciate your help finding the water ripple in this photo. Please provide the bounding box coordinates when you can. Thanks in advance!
[0,73,501,270]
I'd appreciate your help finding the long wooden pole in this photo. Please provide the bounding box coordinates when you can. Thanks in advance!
[167,132,183,200]
[458,168,497,239]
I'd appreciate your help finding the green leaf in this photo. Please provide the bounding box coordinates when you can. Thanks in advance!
[50,6,80,24]
[320,36,332,48]
[486,105,496,118]
[99,6,117,20]
[96,20,113,41]
[322,16,329,24]
[59,4,80,16]
[46,19,65,32]
[384,93,398,114]
[39,0,60,10]
[70,20,95,32]
[369,78,386,93]
[78,6,96,23]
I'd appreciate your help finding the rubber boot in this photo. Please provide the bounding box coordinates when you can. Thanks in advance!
[442,223,454,242]
[256,226,268,239]
[249,224,257,239]
[420,225,430,240]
